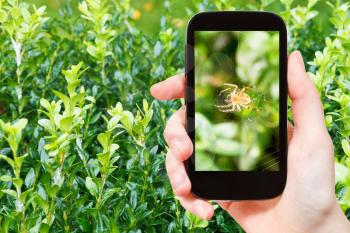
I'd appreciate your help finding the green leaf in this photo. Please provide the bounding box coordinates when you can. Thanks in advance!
[110,143,119,155]
[209,139,241,156]
[15,153,28,169]
[85,176,98,198]
[213,123,238,138]
[0,154,14,168]
[59,116,74,132]
[120,111,134,132]
[20,188,33,203]
[107,115,121,130]
[97,131,111,150]
[13,118,27,132]
[153,41,162,57]
[342,139,350,157]
[25,168,35,188]
[100,188,120,207]
[12,178,23,189]
[40,98,51,111]
[86,44,98,59]
[34,195,49,213]
[195,113,214,142]
[47,185,59,199]
[53,91,70,110]
[335,162,350,185]
[38,119,53,133]
[39,223,50,233]
[1,189,17,198]
[0,175,12,182]
[97,151,110,168]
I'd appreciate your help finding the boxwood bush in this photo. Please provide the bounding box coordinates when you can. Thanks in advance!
[0,0,349,232]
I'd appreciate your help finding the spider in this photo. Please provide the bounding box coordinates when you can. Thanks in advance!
[215,83,253,112]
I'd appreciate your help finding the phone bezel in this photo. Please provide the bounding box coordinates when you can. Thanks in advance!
[185,11,288,200]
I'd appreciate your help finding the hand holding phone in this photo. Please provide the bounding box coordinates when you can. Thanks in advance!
[150,12,350,233]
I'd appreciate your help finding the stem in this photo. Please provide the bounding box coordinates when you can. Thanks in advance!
[15,67,22,115]
[63,211,69,232]
[12,152,27,232]
[175,198,180,223]
[83,108,94,140]
[46,149,65,228]
[46,198,56,226]
[11,39,23,114]
[140,148,150,202]
[101,60,110,107]
[96,174,107,209]
[38,46,59,119]
[16,65,21,85]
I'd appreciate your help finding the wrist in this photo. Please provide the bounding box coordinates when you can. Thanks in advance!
[272,202,350,233]
[293,204,350,233]
[313,204,350,233]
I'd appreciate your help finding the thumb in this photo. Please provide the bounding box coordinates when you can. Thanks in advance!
[288,51,327,136]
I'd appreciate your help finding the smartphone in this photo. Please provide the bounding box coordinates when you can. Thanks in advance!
[185,11,287,200]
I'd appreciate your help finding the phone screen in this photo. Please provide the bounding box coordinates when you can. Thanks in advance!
[194,31,280,171]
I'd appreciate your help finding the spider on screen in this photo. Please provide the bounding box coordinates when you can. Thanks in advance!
[215,83,255,112]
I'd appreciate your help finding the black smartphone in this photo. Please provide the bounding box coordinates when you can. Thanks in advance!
[185,11,287,200]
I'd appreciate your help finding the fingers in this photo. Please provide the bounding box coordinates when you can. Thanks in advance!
[164,107,193,194]
[164,107,193,161]
[150,74,186,100]
[288,51,327,135]
[166,148,192,196]
[164,107,213,220]
[166,144,214,220]
[177,195,214,220]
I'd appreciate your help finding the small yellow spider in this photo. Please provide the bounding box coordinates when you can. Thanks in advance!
[215,83,252,112]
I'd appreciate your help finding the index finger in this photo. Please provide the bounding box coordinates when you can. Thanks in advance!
[150,74,186,100]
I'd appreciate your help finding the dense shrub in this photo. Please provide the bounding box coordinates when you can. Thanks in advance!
[0,0,349,232]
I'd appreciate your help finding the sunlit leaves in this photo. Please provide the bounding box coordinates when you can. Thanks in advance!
[0,1,48,43]
[107,100,153,146]
[0,118,27,155]
[85,176,98,198]
[78,0,116,62]
[0,118,28,229]
[39,63,94,163]
[61,61,86,97]
[307,2,350,214]
[185,210,209,229]
[0,0,175,230]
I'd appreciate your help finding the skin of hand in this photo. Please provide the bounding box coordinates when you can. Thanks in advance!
[150,51,350,233]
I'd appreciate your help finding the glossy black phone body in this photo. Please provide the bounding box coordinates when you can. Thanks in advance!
[185,11,287,200]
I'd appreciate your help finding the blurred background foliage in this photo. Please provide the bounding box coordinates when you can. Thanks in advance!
[0,0,349,232]
[195,31,279,171]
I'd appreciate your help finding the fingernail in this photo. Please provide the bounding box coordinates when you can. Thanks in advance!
[173,173,184,192]
[194,204,206,219]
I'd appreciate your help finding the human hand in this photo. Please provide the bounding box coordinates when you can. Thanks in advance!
[150,51,350,233]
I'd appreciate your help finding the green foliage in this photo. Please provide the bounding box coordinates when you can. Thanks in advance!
[0,118,30,232]
[107,99,153,147]
[306,1,350,214]
[78,0,116,62]
[0,0,349,232]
